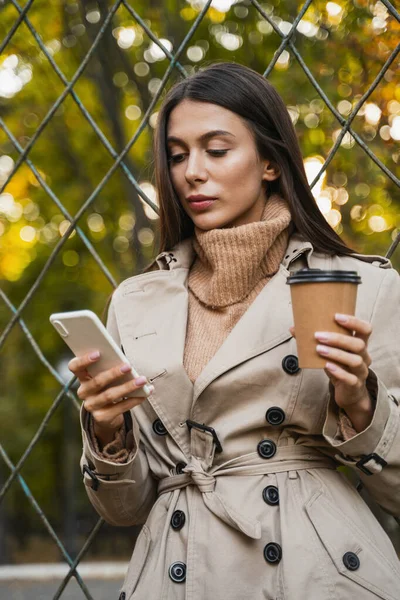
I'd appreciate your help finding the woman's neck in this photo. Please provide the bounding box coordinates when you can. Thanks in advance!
[188,193,293,308]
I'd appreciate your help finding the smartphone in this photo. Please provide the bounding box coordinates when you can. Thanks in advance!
[49,309,153,399]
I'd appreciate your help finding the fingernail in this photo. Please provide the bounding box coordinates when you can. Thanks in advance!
[135,376,147,385]
[148,385,155,394]
[120,364,131,373]
[89,351,100,360]
[315,332,329,341]
[316,344,329,355]
[335,313,348,323]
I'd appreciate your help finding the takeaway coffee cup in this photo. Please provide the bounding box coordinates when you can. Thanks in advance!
[286,268,362,368]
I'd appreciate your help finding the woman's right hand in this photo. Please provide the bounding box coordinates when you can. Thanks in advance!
[68,351,153,448]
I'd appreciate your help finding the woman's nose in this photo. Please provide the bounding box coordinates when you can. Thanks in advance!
[185,153,207,182]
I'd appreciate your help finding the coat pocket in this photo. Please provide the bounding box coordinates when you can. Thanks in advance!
[305,490,400,600]
[120,524,151,599]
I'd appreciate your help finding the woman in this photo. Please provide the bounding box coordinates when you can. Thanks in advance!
[69,62,400,600]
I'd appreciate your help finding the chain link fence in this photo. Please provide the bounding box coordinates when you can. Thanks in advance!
[1,0,399,598]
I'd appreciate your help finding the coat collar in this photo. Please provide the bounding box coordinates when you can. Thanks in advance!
[154,228,314,274]
[115,230,317,412]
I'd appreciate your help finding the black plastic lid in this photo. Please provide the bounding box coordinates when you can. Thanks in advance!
[286,268,361,285]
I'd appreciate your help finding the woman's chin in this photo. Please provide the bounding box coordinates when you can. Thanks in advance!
[191,215,230,230]
[189,209,238,231]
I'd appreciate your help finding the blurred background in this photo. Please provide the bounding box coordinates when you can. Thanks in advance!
[0,0,399,596]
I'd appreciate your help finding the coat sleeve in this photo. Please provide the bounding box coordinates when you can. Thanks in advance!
[79,293,158,526]
[322,266,400,519]
[87,414,132,463]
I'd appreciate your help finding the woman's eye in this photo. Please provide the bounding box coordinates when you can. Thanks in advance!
[169,150,228,163]
[208,150,228,157]
[169,154,185,164]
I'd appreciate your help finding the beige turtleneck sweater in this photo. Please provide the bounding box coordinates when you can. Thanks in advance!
[183,193,292,382]
[89,193,357,462]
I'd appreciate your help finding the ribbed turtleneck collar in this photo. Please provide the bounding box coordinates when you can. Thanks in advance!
[188,193,292,308]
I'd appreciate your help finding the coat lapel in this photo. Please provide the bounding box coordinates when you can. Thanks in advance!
[113,239,194,380]
[193,263,296,401]
[192,232,314,401]
[113,232,315,410]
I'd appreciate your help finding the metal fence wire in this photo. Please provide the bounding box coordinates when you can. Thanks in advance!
[1,0,400,598]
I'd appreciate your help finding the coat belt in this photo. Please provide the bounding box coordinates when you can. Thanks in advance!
[157,446,337,540]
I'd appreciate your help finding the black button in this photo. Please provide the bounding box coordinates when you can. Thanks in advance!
[152,418,167,436]
[119,593,126,600]
[262,485,279,506]
[171,510,186,531]
[343,552,360,571]
[257,439,277,459]
[169,561,186,583]
[176,462,187,475]
[266,407,285,426]
[282,355,300,375]
[264,542,282,564]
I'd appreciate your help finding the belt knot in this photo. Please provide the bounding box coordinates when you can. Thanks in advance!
[182,456,216,493]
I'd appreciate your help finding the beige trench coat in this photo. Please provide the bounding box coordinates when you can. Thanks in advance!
[80,230,400,600]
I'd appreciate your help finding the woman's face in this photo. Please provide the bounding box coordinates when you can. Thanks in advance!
[166,99,280,230]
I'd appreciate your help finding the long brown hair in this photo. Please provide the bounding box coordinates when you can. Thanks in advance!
[103,61,357,319]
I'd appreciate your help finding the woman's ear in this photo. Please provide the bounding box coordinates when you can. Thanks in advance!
[262,161,281,181]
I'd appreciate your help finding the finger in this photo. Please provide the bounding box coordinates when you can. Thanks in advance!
[68,352,100,378]
[289,326,295,337]
[323,366,339,386]
[314,331,371,367]
[83,376,151,410]
[316,344,369,378]
[79,363,139,400]
[91,396,147,427]
[314,331,367,355]
[324,361,364,389]
[76,368,92,383]
[334,314,372,344]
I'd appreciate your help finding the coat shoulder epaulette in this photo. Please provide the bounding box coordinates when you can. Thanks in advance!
[347,252,392,269]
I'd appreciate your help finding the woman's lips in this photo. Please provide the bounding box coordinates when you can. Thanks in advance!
[188,199,216,211]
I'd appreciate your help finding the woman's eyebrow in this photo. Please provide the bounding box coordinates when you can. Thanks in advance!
[167,130,236,144]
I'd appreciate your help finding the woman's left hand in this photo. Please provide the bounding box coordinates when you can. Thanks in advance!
[289,313,373,411]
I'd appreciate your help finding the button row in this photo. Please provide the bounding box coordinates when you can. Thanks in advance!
[151,355,299,442]
[147,354,300,584]
[153,407,287,440]
[174,442,280,475]
[166,509,187,585]
[118,550,359,594]
[262,485,281,564]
